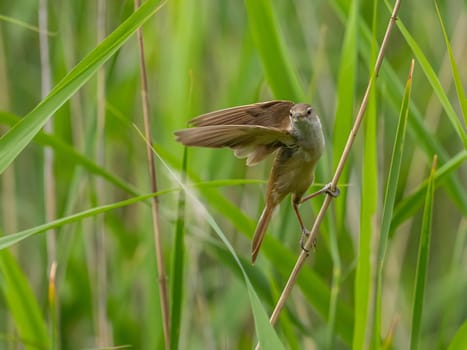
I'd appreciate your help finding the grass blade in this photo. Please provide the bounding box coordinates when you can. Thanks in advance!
[0,191,165,250]
[0,249,50,350]
[170,148,187,350]
[0,176,267,251]
[447,321,467,350]
[248,278,285,350]
[332,0,359,229]
[434,0,467,127]
[410,155,437,350]
[244,0,304,100]
[171,176,285,349]
[354,1,378,347]
[391,150,467,230]
[373,59,414,347]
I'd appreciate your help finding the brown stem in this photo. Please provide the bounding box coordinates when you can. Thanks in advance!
[95,0,111,346]
[134,0,171,349]
[255,0,403,348]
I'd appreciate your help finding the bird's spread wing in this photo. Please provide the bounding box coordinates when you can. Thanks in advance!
[189,100,293,130]
[174,125,294,166]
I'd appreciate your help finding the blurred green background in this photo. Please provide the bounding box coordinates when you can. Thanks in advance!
[0,0,466,349]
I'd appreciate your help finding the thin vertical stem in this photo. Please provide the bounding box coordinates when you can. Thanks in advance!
[39,0,59,347]
[255,1,402,348]
[134,0,171,348]
[95,0,111,346]
[39,0,57,269]
[48,262,58,350]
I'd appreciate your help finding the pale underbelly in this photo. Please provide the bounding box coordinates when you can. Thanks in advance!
[268,147,317,203]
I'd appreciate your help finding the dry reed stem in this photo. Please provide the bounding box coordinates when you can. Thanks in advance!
[134,0,171,349]
[95,0,112,345]
[256,0,403,348]
[39,0,57,271]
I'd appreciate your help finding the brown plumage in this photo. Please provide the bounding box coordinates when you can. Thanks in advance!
[174,101,325,262]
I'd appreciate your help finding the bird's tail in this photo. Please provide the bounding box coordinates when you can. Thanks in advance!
[251,205,275,263]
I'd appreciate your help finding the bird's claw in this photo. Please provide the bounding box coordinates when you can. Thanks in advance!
[300,228,316,254]
[300,228,309,251]
[323,183,340,198]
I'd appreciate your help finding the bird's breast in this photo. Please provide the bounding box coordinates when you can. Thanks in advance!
[267,146,317,203]
[289,118,325,159]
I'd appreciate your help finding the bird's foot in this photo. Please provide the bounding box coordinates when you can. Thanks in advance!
[323,183,340,198]
[300,228,316,255]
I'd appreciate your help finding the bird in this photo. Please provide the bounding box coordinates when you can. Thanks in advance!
[174,100,337,262]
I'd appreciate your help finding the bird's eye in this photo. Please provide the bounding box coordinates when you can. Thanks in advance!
[307,108,312,115]
[289,111,293,117]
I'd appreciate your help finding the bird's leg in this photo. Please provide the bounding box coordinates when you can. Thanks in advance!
[292,196,316,253]
[300,183,340,204]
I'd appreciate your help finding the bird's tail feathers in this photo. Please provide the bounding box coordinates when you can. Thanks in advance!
[251,205,275,263]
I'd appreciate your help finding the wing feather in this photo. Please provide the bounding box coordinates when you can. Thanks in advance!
[189,100,293,129]
[174,125,294,166]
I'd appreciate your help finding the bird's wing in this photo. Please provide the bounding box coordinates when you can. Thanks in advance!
[189,100,293,130]
[174,125,294,166]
